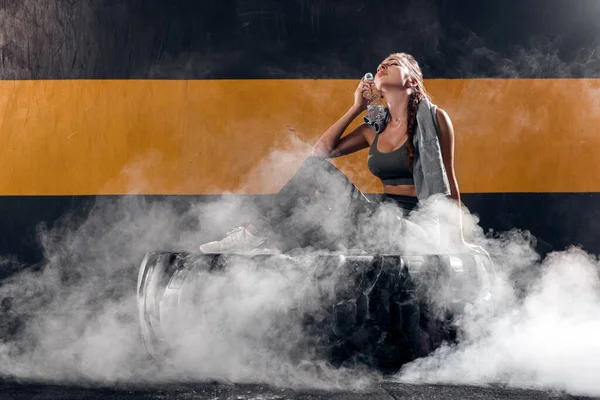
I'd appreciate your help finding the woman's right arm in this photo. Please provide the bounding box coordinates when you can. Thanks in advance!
[311,79,374,159]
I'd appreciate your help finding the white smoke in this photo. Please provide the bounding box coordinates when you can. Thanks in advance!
[397,234,600,397]
[0,133,387,389]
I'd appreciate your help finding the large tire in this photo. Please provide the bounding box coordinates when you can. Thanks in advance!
[136,251,495,372]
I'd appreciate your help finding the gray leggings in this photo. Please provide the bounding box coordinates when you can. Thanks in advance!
[256,156,430,252]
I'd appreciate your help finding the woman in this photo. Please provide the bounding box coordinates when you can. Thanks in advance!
[199,53,462,254]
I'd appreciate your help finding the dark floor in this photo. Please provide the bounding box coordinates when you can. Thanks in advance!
[0,379,597,400]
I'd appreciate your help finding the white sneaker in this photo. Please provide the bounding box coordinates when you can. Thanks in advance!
[199,227,267,254]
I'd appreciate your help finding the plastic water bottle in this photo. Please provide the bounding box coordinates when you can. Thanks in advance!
[363,73,387,123]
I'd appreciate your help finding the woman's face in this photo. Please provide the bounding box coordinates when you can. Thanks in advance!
[374,55,413,90]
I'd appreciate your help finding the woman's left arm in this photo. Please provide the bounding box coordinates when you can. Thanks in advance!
[436,108,461,204]
[436,108,466,243]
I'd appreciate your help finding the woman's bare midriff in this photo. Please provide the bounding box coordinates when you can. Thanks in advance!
[383,184,416,197]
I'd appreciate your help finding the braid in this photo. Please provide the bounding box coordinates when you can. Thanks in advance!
[385,52,431,167]
[405,91,424,167]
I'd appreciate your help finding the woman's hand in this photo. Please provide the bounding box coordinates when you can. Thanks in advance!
[353,78,375,111]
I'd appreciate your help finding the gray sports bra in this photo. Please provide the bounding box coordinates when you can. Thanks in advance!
[367,132,414,186]
[365,104,440,187]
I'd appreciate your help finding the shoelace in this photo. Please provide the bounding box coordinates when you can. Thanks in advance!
[221,227,248,244]
[225,227,246,237]
[223,226,267,248]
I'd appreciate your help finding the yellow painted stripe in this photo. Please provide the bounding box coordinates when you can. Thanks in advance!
[0,79,599,195]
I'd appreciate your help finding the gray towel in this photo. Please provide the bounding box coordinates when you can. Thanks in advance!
[412,98,451,200]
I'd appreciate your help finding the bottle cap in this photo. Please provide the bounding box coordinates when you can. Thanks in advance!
[364,72,374,81]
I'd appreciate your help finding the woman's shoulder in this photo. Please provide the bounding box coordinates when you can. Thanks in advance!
[434,107,453,128]
[433,107,455,140]
[435,107,450,120]
[360,123,378,145]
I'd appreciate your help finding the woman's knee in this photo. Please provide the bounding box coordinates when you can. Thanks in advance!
[302,155,331,169]
[303,155,347,176]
